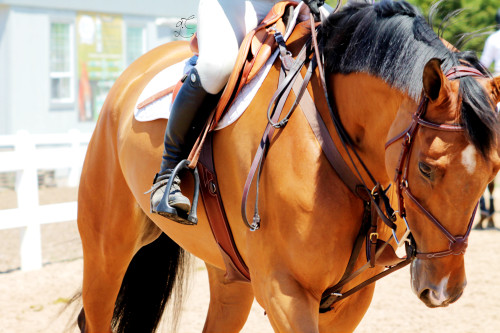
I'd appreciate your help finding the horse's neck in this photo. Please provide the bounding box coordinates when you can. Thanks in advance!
[329,73,408,185]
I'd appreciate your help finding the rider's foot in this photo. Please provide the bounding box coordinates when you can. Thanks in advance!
[150,172,191,214]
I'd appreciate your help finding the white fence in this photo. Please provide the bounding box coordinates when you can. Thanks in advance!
[0,130,92,271]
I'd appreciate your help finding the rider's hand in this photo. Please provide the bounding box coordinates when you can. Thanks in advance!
[304,0,325,21]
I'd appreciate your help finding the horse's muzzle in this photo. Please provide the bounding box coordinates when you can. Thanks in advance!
[411,259,467,308]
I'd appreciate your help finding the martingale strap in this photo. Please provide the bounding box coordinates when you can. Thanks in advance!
[319,241,414,311]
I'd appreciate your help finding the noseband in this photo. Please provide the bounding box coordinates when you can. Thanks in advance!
[385,65,484,259]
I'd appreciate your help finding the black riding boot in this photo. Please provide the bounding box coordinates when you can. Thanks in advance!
[150,68,218,222]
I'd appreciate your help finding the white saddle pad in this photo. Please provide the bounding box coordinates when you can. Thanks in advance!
[134,53,278,131]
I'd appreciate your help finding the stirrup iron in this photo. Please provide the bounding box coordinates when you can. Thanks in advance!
[156,159,200,225]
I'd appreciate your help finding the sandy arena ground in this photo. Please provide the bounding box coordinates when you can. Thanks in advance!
[0,187,499,333]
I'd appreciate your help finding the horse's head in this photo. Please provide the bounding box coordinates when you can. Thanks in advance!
[320,0,500,309]
[386,58,500,307]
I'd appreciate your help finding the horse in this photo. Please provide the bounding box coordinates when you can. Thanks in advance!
[76,1,500,332]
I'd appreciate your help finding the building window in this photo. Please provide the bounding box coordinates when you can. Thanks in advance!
[126,26,145,66]
[50,22,74,105]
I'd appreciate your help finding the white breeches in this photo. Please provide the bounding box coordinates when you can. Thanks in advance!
[196,0,281,94]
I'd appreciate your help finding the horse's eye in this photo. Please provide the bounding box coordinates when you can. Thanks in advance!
[418,162,433,179]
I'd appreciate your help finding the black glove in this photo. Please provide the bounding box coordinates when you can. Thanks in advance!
[304,0,325,21]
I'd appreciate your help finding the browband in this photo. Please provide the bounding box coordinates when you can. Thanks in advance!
[445,66,484,80]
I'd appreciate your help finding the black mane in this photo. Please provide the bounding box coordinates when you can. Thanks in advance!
[320,0,498,154]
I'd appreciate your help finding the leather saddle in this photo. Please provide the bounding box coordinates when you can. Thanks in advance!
[200,0,299,127]
[139,1,299,124]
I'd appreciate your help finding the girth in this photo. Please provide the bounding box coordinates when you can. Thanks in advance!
[198,134,251,282]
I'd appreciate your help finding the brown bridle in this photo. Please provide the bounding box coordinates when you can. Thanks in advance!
[385,66,484,260]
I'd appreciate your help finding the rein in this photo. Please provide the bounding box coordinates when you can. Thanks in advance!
[240,13,486,312]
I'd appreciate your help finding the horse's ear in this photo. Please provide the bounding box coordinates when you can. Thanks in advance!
[422,58,445,102]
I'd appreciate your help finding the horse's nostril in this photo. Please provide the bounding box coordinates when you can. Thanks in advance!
[419,288,430,301]
[418,289,442,308]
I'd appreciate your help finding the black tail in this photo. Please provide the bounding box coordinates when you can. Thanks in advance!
[111,232,188,333]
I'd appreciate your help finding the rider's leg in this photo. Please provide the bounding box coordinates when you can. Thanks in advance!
[150,67,218,215]
[150,1,242,219]
[151,0,275,220]
[195,0,257,94]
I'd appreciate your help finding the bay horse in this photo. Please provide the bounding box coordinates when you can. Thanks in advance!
[76,1,500,332]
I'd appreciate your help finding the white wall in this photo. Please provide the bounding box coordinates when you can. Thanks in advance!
[10,7,50,133]
[0,2,198,134]
[8,7,95,134]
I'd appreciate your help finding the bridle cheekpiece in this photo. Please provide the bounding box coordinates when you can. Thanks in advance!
[385,65,484,259]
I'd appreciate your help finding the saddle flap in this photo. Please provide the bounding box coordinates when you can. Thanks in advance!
[137,1,305,125]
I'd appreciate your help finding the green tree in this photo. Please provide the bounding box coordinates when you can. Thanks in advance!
[409,0,498,54]
[325,0,499,55]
